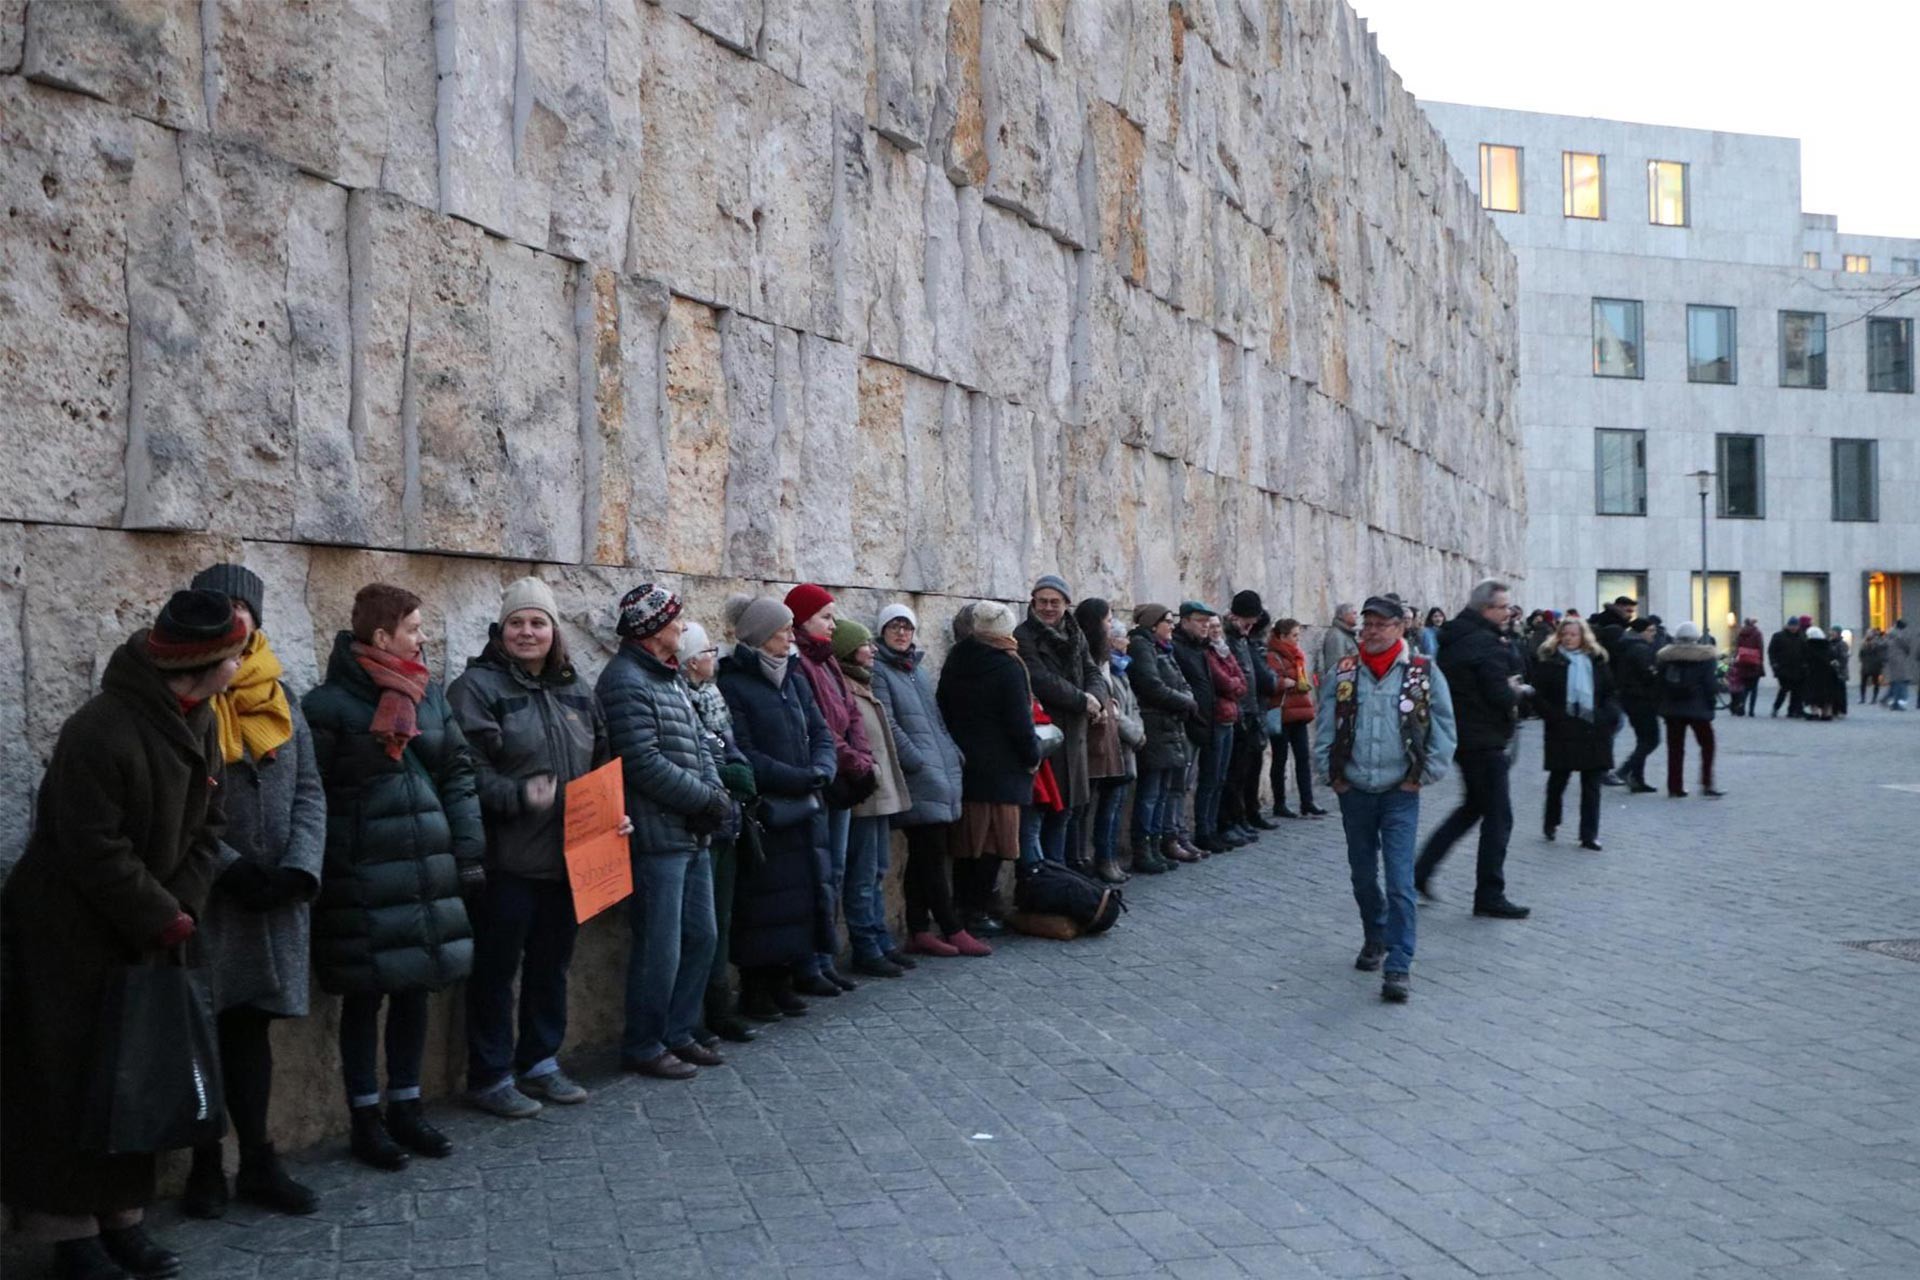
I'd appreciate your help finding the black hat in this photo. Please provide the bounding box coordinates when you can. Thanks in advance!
[1360,595,1403,619]
[1627,617,1653,633]
[1230,589,1263,617]
[191,563,265,627]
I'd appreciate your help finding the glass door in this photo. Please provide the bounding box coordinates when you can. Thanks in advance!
[1690,572,1741,650]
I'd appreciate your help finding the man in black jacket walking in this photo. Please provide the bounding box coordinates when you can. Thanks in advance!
[1414,580,1530,919]
[1607,618,1662,791]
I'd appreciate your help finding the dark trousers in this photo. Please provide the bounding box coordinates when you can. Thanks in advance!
[1862,673,1881,703]
[1665,718,1715,793]
[1545,768,1604,843]
[1220,722,1264,826]
[1091,777,1129,865]
[1267,721,1314,810]
[1772,678,1802,717]
[340,990,430,1106]
[704,839,738,1023]
[903,824,961,935]
[1739,680,1760,717]
[1414,746,1512,906]
[1620,703,1660,784]
[198,1008,274,1159]
[953,857,1003,917]
[466,872,578,1090]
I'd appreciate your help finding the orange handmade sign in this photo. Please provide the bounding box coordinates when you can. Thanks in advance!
[563,760,631,923]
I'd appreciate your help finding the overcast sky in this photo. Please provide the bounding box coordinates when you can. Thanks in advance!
[1348,0,1919,240]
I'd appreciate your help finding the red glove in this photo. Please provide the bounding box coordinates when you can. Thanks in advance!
[155,911,195,948]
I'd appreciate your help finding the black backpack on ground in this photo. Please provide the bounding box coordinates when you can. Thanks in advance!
[1014,861,1126,934]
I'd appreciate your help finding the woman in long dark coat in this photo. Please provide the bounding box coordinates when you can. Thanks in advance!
[715,597,838,1020]
[2,590,248,1280]
[1532,616,1618,851]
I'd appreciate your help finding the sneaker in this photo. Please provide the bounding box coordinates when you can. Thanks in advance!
[1472,898,1531,919]
[518,1069,590,1105]
[1354,941,1387,972]
[853,954,905,979]
[467,1080,543,1119]
[1381,972,1411,1003]
[909,930,961,957]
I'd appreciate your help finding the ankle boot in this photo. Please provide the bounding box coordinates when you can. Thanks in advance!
[1161,834,1195,864]
[54,1237,131,1280]
[180,1141,229,1219]
[98,1226,179,1280]
[1095,859,1129,884]
[386,1098,453,1158]
[1128,841,1167,874]
[235,1142,319,1215]
[349,1104,409,1171]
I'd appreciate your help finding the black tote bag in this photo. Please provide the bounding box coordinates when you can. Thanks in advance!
[80,952,228,1154]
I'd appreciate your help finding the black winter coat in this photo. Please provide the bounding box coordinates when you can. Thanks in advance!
[936,637,1040,807]
[1433,609,1522,752]
[449,632,610,880]
[1613,634,1659,708]
[1801,638,1846,711]
[1589,604,1632,660]
[716,647,836,968]
[1768,629,1807,682]
[1126,629,1196,772]
[1014,614,1100,809]
[1656,643,1720,720]
[597,643,727,856]
[305,632,482,996]
[1225,622,1266,722]
[1530,650,1619,774]
[1170,629,1217,744]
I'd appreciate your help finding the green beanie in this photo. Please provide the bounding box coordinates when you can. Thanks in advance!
[832,616,872,660]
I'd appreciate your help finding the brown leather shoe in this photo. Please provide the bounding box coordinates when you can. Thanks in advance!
[1162,836,1199,864]
[626,1051,697,1080]
[671,1041,726,1068]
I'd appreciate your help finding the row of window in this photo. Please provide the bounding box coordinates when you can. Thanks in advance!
[1595,570,1838,634]
[1477,144,1688,225]
[1591,300,1914,393]
[1594,430,1880,522]
[1806,251,1920,275]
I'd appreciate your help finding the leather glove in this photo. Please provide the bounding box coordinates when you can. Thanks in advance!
[719,761,758,799]
[155,911,196,949]
[458,863,487,898]
[218,859,275,910]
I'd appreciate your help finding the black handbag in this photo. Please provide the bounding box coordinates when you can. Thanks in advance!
[759,790,822,830]
[79,949,227,1154]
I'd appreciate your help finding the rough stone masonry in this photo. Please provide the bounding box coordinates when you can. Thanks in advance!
[0,0,1521,1147]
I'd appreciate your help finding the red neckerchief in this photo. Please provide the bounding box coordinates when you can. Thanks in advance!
[1358,641,1400,682]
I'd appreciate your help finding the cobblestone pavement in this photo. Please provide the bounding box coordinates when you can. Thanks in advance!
[61,710,1920,1276]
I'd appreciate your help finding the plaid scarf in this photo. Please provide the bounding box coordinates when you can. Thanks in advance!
[352,640,429,760]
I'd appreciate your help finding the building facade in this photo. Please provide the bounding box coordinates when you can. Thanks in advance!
[1422,104,1918,641]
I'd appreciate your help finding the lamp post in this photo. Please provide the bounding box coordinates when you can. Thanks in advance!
[1693,469,1713,637]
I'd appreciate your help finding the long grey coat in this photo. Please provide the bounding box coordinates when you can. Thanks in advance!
[870,644,964,826]
[203,693,327,1016]
[1886,627,1920,684]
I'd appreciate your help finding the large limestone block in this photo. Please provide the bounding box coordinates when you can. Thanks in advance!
[1087,99,1147,287]
[869,0,948,152]
[484,242,584,564]
[862,141,937,375]
[978,0,1085,247]
[923,171,980,388]
[935,0,988,186]
[745,71,837,334]
[661,0,761,55]
[716,310,784,580]
[2,0,22,71]
[380,0,442,208]
[762,0,872,117]
[22,0,205,129]
[789,335,859,585]
[967,203,1074,415]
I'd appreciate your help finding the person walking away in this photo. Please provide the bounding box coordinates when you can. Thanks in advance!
[1768,617,1807,718]
[717,599,838,1020]
[1883,620,1915,710]
[306,584,482,1170]
[1221,593,1277,838]
[1314,596,1457,1002]
[832,618,914,976]
[870,604,984,957]
[2,590,246,1280]
[1730,618,1766,717]
[1412,580,1530,918]
[597,585,731,1080]
[1799,628,1845,721]
[1608,618,1663,793]
[182,565,324,1219]
[1531,616,1618,851]
[1657,621,1723,797]
[1014,575,1104,870]
[1317,603,1360,684]
[1126,605,1198,874]
[450,577,620,1116]
[1264,619,1324,818]
[936,601,1040,937]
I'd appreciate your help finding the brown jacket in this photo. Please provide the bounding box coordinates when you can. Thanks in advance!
[2,636,225,1215]
[844,669,911,820]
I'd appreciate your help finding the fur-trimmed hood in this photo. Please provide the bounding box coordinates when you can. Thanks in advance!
[1656,642,1718,664]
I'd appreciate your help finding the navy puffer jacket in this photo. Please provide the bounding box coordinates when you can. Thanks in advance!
[871,644,964,826]
[597,643,728,855]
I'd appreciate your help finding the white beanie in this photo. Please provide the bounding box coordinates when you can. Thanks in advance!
[970,600,1017,640]
[676,620,712,663]
[1675,620,1701,642]
[877,603,918,634]
[1805,626,1827,641]
[500,576,559,626]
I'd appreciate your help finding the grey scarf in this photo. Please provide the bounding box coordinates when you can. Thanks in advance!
[758,649,790,686]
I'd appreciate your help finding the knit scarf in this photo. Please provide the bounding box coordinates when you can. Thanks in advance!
[212,629,295,764]
[1359,641,1400,681]
[1560,647,1596,722]
[757,649,790,686]
[352,640,429,760]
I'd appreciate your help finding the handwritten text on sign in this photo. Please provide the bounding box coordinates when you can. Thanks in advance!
[563,759,631,923]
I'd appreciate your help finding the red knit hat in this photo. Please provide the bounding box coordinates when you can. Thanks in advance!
[784,583,835,626]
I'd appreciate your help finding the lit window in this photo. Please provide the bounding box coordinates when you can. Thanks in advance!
[1563,152,1604,219]
[1715,434,1764,518]
[1648,160,1687,226]
[1779,311,1827,389]
[1831,439,1878,522]
[1802,251,1821,269]
[1595,429,1647,516]
[1844,254,1871,273]
[1687,305,1737,384]
[1479,144,1523,213]
[1782,574,1829,625]
[1868,318,1914,393]
[1592,298,1643,378]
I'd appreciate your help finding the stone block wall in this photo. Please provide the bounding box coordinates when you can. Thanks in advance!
[0,0,1520,1148]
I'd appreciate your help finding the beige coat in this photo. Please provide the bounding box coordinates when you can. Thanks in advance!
[846,673,911,820]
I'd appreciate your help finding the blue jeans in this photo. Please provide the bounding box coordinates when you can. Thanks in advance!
[1195,723,1234,837]
[340,991,429,1106]
[1891,680,1913,708]
[844,816,897,961]
[1021,804,1069,866]
[466,872,579,1090]
[622,849,717,1063]
[1091,778,1129,864]
[1132,766,1179,840]
[1338,786,1420,975]
[808,806,853,976]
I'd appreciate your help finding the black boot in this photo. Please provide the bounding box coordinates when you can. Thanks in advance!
[179,1141,229,1219]
[349,1104,410,1171]
[52,1238,130,1280]
[235,1142,320,1215]
[98,1226,179,1280]
[386,1098,453,1159]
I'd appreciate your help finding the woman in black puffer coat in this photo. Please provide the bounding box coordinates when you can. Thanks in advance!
[1125,605,1197,873]
[304,585,482,1171]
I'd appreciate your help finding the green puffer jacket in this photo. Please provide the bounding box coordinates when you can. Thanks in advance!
[304,631,483,995]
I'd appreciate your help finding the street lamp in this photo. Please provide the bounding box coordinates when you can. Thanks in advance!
[1693,469,1713,637]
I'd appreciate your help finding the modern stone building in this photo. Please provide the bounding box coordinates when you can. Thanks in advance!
[1422,103,1919,641]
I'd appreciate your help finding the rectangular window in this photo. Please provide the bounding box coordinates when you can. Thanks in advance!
[1895,257,1920,276]
[1479,144,1522,212]
[1648,160,1688,226]
[1597,571,1648,614]
[1782,574,1830,627]
[1687,305,1737,384]
[1689,573,1741,650]
[1595,429,1647,516]
[1803,251,1821,269]
[1844,254,1871,273]
[1592,298,1644,378]
[1715,434,1764,518]
[1562,151,1604,219]
[1868,317,1914,393]
[1778,311,1827,389]
[1831,438,1878,522]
